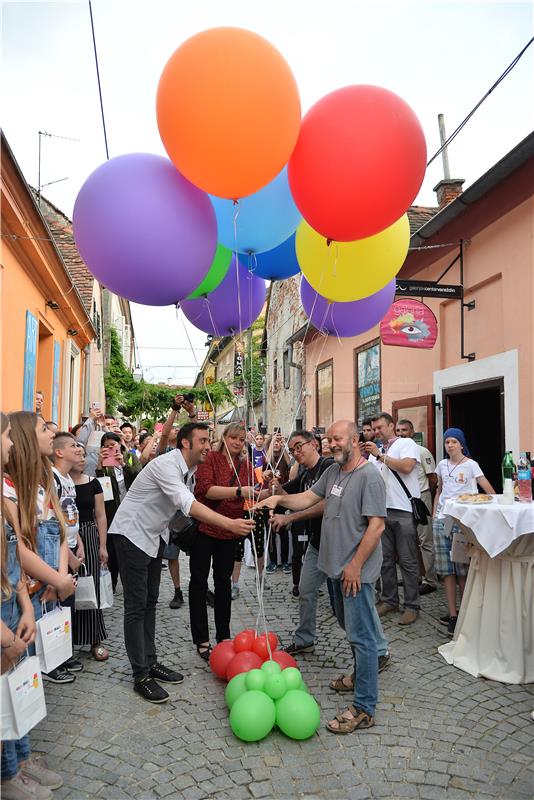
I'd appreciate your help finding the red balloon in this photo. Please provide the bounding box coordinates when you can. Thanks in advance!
[209,640,235,679]
[252,632,279,661]
[234,629,257,653]
[271,650,298,670]
[288,85,427,241]
[226,650,263,681]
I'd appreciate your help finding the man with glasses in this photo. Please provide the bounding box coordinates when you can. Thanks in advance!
[270,429,333,650]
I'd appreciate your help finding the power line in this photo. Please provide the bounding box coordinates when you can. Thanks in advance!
[427,36,534,167]
[88,0,109,160]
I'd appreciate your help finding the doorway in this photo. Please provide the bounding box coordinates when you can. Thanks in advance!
[442,378,504,492]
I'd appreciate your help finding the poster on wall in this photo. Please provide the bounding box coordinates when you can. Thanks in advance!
[23,311,38,411]
[356,342,381,426]
[380,299,438,349]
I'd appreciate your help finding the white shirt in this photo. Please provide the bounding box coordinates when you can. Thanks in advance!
[52,467,80,549]
[108,449,196,557]
[435,457,484,519]
[370,437,421,513]
[417,445,436,494]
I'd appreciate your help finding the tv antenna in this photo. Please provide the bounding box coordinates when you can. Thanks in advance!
[37,130,80,204]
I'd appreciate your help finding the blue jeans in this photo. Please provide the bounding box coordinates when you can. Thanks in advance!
[294,545,326,646]
[1,521,30,780]
[331,580,380,717]
[332,579,389,658]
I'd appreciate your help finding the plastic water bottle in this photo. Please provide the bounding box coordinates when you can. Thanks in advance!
[517,452,532,503]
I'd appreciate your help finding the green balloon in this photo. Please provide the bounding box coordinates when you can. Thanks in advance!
[282,667,303,690]
[186,244,232,299]
[298,681,310,693]
[225,672,248,709]
[264,673,287,700]
[230,690,276,742]
[275,689,321,740]
[261,660,281,676]
[245,669,265,692]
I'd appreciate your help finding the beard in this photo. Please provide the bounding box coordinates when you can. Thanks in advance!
[333,442,354,466]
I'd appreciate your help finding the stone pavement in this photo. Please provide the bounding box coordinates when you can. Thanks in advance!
[32,562,534,800]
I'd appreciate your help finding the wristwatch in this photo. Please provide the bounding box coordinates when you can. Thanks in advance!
[236,486,242,498]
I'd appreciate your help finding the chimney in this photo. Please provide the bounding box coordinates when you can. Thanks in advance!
[433,177,465,209]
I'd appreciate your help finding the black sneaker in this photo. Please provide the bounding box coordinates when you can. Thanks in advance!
[63,657,84,672]
[419,583,437,595]
[378,652,391,673]
[447,616,458,636]
[283,641,314,655]
[292,585,299,598]
[439,614,455,626]
[42,667,75,684]
[282,562,292,574]
[206,589,215,608]
[134,676,169,703]
[169,588,184,609]
[265,563,277,574]
[149,662,184,684]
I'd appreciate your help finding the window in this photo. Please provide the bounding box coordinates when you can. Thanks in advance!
[273,358,278,388]
[392,395,436,457]
[316,360,333,429]
[354,339,381,427]
[283,350,291,389]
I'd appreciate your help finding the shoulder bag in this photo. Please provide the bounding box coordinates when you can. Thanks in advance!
[389,468,430,526]
[168,458,242,554]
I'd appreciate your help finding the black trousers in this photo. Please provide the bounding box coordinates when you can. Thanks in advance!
[114,534,164,681]
[189,531,235,645]
[268,528,289,565]
[107,534,120,592]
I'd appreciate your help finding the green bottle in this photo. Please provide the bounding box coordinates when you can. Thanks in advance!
[502,451,515,483]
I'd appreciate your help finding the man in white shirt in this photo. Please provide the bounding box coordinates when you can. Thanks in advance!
[366,412,421,625]
[396,419,437,593]
[108,423,255,704]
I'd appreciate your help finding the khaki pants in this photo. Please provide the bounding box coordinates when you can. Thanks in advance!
[418,489,436,585]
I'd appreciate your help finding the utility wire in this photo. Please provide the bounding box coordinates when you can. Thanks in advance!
[427,36,534,167]
[88,0,109,160]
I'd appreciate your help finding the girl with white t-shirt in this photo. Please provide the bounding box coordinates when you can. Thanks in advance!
[432,428,494,635]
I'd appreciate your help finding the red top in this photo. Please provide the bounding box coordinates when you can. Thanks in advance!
[194,451,252,540]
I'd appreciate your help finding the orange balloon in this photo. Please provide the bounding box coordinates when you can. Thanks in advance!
[156,28,301,199]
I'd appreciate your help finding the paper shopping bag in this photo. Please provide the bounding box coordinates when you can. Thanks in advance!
[99,569,113,610]
[97,476,114,501]
[75,565,98,610]
[1,655,47,740]
[35,604,72,673]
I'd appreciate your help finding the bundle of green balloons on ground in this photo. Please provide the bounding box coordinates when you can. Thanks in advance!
[225,661,321,742]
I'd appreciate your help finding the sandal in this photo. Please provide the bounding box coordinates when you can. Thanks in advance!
[329,673,354,693]
[196,644,212,661]
[91,644,109,661]
[326,705,374,734]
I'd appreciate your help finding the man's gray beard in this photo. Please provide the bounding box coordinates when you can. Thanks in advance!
[335,444,354,466]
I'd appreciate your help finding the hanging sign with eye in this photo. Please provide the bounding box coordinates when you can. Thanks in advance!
[380,299,437,349]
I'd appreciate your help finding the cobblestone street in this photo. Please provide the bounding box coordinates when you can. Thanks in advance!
[33,563,534,800]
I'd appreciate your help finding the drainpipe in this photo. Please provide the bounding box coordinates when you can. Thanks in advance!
[285,324,308,429]
[83,345,91,416]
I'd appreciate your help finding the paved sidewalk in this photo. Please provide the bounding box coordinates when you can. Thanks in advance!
[32,563,534,800]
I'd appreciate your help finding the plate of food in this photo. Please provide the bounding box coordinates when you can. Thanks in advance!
[456,494,494,504]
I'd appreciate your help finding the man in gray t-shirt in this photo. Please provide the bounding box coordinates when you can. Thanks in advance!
[258,420,387,733]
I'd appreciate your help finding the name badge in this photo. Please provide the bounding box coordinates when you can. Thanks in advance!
[297,534,308,542]
[330,485,343,497]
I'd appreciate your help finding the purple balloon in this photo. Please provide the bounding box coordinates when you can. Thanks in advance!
[73,153,217,306]
[300,277,396,337]
[180,257,266,335]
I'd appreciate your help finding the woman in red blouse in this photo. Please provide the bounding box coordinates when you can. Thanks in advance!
[191,424,258,659]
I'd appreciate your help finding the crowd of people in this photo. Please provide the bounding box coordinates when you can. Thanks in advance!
[1,389,496,796]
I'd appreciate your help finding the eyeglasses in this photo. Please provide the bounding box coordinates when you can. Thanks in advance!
[288,441,311,456]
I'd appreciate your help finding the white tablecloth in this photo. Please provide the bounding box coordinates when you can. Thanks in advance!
[438,500,534,684]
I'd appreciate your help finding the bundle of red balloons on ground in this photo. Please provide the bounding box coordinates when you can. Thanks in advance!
[209,630,321,742]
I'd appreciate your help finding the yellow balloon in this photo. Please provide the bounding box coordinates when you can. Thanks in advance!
[295,214,410,302]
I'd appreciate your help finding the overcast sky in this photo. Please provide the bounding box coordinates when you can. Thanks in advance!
[3,0,533,385]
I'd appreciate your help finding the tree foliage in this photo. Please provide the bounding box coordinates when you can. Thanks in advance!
[104,327,235,425]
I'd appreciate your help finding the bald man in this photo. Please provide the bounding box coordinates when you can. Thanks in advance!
[258,419,388,733]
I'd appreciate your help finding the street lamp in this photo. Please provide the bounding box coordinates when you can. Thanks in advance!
[133,367,143,383]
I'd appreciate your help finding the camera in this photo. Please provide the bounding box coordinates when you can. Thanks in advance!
[171,392,196,411]
[314,426,326,435]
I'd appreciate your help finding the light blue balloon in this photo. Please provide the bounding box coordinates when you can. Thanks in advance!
[210,167,301,255]
[244,232,301,281]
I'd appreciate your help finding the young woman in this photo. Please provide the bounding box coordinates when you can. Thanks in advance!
[70,445,109,661]
[264,434,291,573]
[433,427,495,635]
[5,412,75,685]
[191,423,258,659]
[1,413,64,798]
[95,431,140,590]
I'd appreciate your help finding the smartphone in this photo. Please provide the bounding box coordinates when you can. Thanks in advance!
[315,426,326,435]
[359,432,366,443]
[102,444,121,467]
[273,427,281,434]
[260,426,267,435]
[154,423,164,434]
[92,401,100,409]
